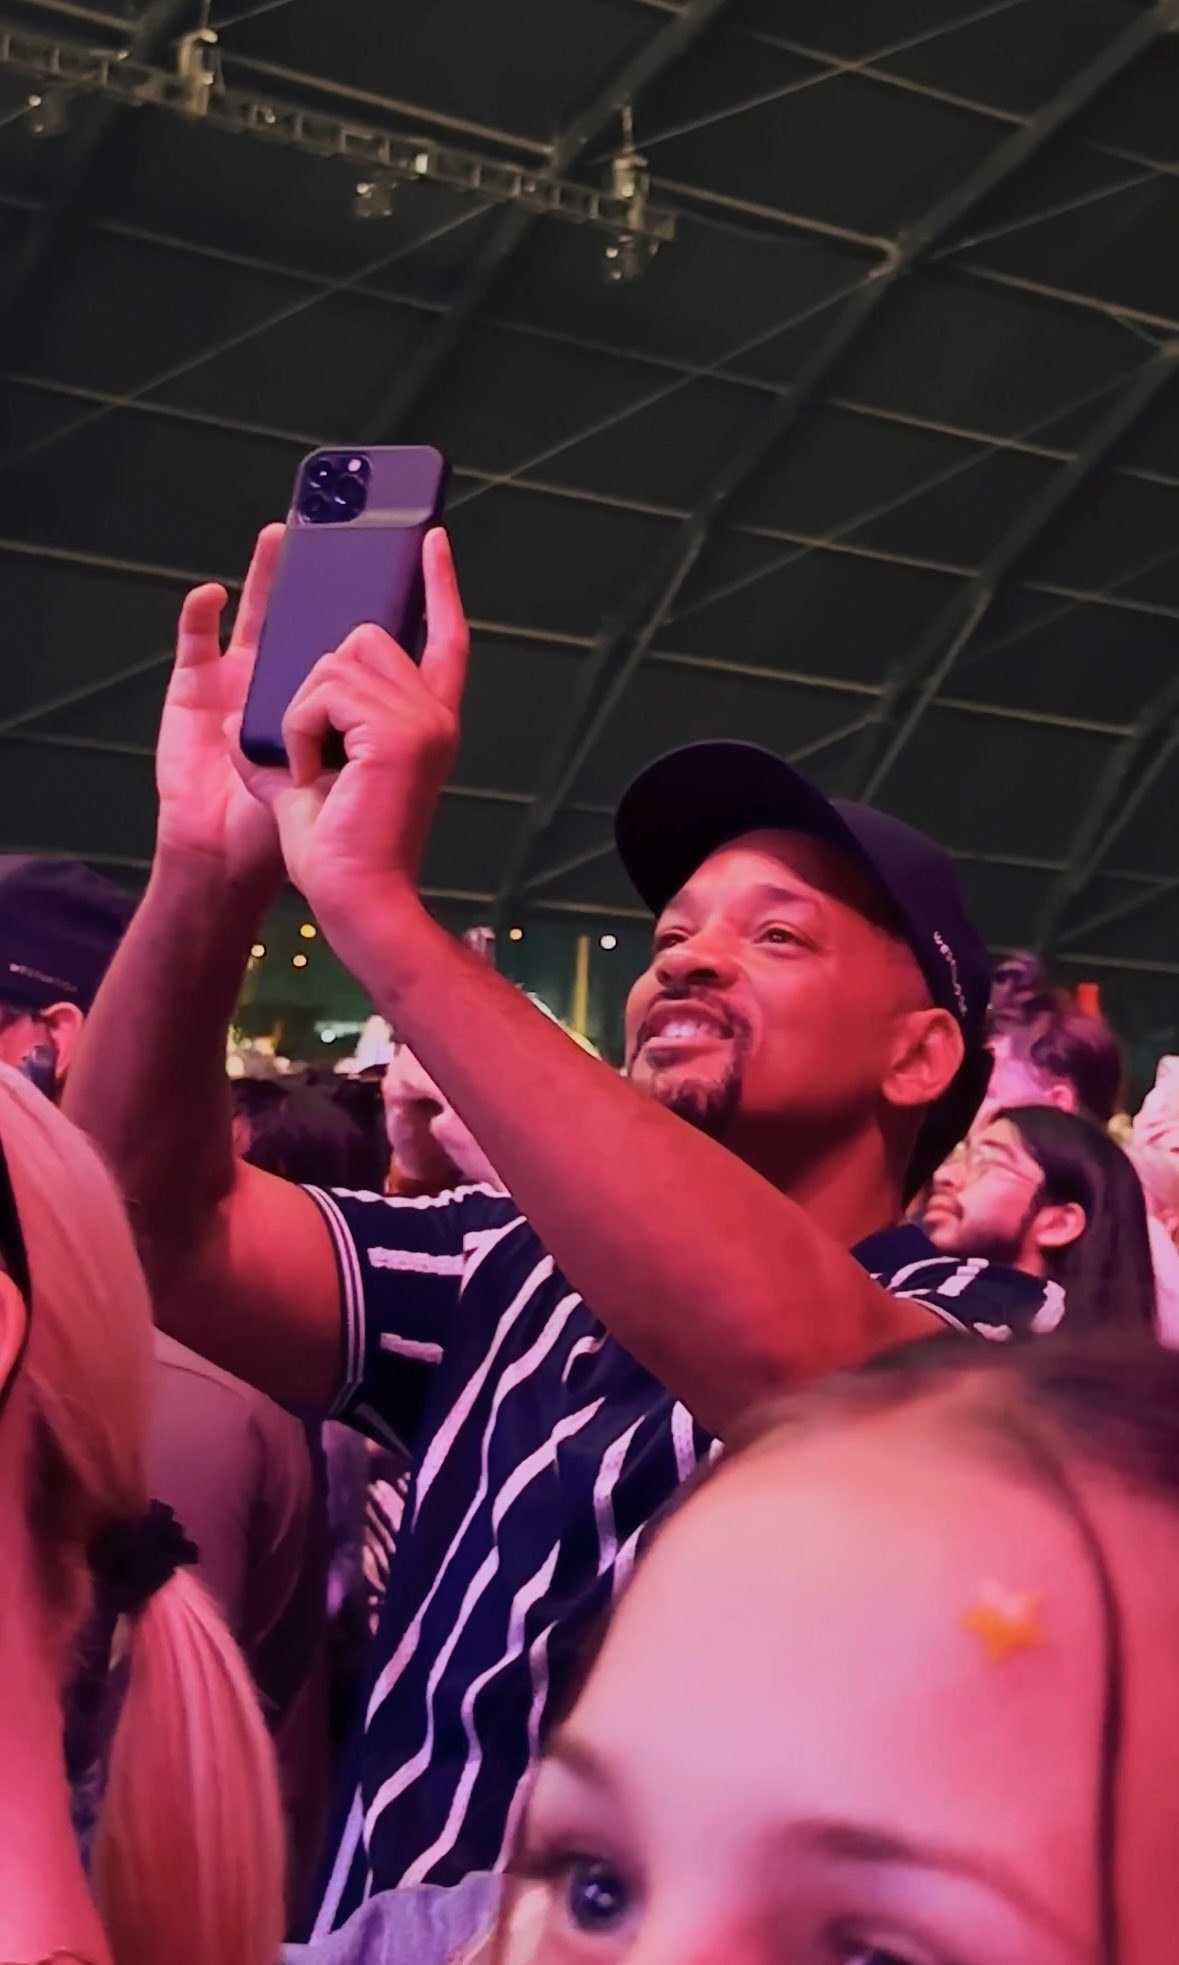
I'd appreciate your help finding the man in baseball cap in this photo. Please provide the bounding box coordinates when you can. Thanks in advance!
[0,857,136,1097]
[614,739,994,1203]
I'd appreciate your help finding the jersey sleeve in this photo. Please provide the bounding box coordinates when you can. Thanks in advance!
[886,1252,1066,1340]
[304,1183,519,1455]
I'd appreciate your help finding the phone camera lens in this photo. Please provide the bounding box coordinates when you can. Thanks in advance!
[331,474,367,519]
[298,452,370,524]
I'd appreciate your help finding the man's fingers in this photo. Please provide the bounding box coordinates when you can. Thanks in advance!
[419,529,469,715]
[175,584,228,671]
[336,621,418,687]
[229,523,285,658]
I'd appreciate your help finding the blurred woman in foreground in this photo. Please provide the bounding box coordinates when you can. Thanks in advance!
[0,1066,284,1965]
[496,1337,1179,1965]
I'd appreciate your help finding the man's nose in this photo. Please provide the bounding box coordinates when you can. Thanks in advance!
[654,931,740,992]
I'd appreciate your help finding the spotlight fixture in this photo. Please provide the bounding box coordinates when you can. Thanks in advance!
[603,104,658,285]
[599,934,618,951]
[354,174,395,220]
[26,89,69,136]
[174,26,219,117]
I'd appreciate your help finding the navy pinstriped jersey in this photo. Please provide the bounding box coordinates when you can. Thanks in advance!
[305,1189,1064,1934]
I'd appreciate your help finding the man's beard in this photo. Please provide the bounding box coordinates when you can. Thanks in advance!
[646,1052,745,1139]
[926,1192,1042,1270]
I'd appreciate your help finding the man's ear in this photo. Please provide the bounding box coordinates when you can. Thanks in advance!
[39,1000,86,1079]
[1045,1079,1079,1115]
[1034,1199,1086,1253]
[884,1007,964,1113]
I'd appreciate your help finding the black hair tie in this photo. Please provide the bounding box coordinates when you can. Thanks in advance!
[88,1499,199,1618]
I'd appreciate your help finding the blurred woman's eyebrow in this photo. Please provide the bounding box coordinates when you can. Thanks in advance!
[784,1819,1088,1953]
[543,1728,615,1791]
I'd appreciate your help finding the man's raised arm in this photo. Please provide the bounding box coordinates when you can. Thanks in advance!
[65,533,341,1412]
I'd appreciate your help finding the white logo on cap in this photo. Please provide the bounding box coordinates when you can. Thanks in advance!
[932,931,968,1021]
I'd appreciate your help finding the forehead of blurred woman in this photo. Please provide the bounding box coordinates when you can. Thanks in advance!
[558,1396,1179,1962]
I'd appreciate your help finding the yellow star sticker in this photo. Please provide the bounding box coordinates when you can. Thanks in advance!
[961,1582,1042,1661]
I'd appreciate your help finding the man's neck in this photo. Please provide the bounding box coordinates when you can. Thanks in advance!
[726,1120,904,1250]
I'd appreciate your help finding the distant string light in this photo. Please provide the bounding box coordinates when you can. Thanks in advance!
[292,952,308,970]
[508,927,524,943]
[299,922,317,940]
[250,942,266,960]
[599,934,618,951]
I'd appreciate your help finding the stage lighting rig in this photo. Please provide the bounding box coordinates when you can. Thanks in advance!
[0,22,678,255]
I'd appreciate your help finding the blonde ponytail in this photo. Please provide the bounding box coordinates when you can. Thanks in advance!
[0,1067,285,1965]
[98,1570,285,1965]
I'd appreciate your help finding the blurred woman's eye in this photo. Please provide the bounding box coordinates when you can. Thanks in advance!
[565,1856,631,1934]
[839,1941,930,1965]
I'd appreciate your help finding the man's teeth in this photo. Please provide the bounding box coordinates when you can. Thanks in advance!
[656,1019,722,1040]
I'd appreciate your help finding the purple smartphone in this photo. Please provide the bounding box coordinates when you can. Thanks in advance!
[240,444,450,768]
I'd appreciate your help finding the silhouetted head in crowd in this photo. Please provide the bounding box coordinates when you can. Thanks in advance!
[0,1067,283,1964]
[232,1076,387,1190]
[383,1043,501,1193]
[924,1106,1156,1334]
[502,1336,1179,1965]
[980,956,1123,1131]
[0,859,134,1099]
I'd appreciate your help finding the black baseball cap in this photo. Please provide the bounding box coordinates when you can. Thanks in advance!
[0,858,136,1016]
[614,741,993,1198]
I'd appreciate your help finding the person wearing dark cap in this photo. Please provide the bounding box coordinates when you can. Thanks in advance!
[67,527,1071,1929]
[0,857,135,1096]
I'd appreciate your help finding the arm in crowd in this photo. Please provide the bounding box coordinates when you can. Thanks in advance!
[64,536,342,1414]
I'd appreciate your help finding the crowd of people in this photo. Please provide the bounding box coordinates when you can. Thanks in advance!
[1,521,1177,1964]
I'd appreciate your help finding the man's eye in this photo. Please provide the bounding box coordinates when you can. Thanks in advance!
[565,1857,631,1933]
[760,924,799,946]
[653,929,687,953]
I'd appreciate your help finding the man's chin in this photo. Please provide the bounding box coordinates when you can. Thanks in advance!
[637,1064,740,1138]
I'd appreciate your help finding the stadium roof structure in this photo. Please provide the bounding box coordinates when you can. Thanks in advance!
[0,0,1177,1036]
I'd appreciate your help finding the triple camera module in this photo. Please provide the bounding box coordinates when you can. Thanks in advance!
[297,453,372,525]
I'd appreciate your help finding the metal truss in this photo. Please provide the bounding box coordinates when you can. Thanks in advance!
[844,339,1179,803]
[360,0,735,440]
[0,0,192,345]
[1034,661,1179,954]
[491,1,1177,912]
[0,23,679,245]
[1,525,1175,727]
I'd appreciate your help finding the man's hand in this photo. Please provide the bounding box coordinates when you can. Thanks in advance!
[158,524,286,889]
[241,529,468,946]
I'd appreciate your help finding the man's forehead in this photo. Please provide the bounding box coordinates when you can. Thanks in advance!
[667,827,887,919]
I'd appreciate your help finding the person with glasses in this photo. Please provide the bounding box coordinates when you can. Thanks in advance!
[0,1065,284,1965]
[923,1106,1157,1336]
